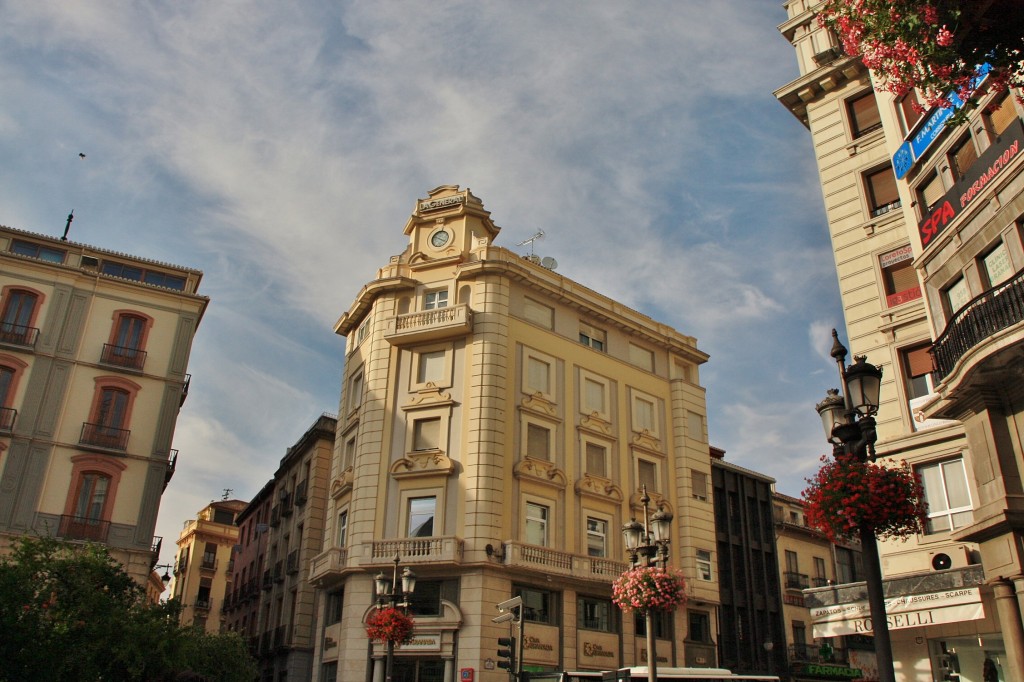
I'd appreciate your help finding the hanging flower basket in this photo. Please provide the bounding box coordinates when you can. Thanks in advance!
[612,566,687,613]
[366,607,415,645]
[803,453,928,543]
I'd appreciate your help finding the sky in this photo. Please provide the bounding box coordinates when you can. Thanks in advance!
[0,1,847,569]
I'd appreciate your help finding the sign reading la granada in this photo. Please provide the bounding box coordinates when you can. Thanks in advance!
[419,195,465,212]
[918,117,1024,248]
[811,587,983,638]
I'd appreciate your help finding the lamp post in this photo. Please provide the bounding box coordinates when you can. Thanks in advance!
[623,485,673,682]
[373,553,416,682]
[814,329,893,682]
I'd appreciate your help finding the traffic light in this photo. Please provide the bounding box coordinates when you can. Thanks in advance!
[497,636,516,672]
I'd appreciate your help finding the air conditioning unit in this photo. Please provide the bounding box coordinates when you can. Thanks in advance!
[929,545,974,571]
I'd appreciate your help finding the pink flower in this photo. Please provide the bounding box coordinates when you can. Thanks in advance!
[936,26,954,47]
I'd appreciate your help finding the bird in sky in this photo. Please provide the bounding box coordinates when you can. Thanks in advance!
[79,153,86,159]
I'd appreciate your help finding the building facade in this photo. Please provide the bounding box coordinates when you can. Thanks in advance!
[224,479,275,649]
[170,498,247,632]
[0,224,207,584]
[776,2,1024,679]
[309,185,717,682]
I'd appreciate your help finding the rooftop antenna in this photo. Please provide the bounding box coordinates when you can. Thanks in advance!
[222,488,233,500]
[517,229,545,257]
[62,210,74,241]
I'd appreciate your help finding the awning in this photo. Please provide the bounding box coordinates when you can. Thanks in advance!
[811,587,984,638]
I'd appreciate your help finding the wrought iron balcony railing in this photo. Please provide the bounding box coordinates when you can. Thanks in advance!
[100,343,147,370]
[80,422,130,450]
[58,514,111,542]
[784,571,809,589]
[0,323,38,347]
[932,268,1024,380]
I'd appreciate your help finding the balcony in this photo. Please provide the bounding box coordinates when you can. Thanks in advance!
[261,570,272,590]
[280,492,293,517]
[503,542,629,582]
[286,550,300,575]
[295,479,308,505]
[273,560,284,583]
[99,343,147,371]
[383,304,472,346]
[932,268,1024,381]
[58,514,110,542]
[0,406,16,432]
[201,555,217,571]
[309,547,348,586]
[366,537,465,567]
[784,571,809,589]
[0,323,39,348]
[269,505,281,527]
[164,450,178,490]
[195,597,211,611]
[79,422,130,451]
[179,374,191,407]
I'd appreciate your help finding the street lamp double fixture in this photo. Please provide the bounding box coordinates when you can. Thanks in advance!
[373,553,416,682]
[814,329,895,682]
[622,485,673,682]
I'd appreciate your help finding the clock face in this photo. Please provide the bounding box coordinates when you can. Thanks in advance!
[431,230,450,247]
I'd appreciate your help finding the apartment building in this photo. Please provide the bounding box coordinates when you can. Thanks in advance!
[776,2,1023,679]
[170,498,247,632]
[0,224,207,584]
[309,185,716,682]
[224,479,275,649]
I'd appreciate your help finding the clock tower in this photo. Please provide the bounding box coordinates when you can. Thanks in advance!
[402,185,500,265]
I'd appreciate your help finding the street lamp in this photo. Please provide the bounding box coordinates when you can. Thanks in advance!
[623,485,673,682]
[373,553,416,682]
[814,329,893,682]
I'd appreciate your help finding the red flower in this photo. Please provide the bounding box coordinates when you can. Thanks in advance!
[366,607,415,645]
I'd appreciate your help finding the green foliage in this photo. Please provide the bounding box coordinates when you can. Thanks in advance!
[0,536,256,682]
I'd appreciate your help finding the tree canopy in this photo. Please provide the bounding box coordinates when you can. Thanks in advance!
[0,536,257,682]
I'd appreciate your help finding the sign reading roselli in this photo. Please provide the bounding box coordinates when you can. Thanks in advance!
[811,587,984,637]
[918,117,1024,248]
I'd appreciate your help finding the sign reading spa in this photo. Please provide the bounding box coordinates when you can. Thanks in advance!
[811,587,984,637]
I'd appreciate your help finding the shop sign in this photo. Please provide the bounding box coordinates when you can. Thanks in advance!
[401,633,441,651]
[419,195,465,212]
[918,117,1024,248]
[811,587,984,637]
[793,662,863,679]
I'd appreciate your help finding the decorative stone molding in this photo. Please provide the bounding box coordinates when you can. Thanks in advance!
[390,451,455,479]
[521,392,558,418]
[631,429,662,453]
[574,474,624,502]
[330,467,354,499]
[402,387,455,410]
[579,412,612,436]
[628,490,671,516]
[513,456,567,489]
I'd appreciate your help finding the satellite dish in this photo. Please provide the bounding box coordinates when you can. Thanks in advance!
[541,257,558,271]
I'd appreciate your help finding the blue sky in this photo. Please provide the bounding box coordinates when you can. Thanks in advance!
[1,1,846,567]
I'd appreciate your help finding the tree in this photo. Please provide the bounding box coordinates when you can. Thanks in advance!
[0,536,257,682]
[819,0,1024,120]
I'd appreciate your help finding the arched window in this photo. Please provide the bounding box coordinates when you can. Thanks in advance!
[0,288,40,346]
[75,473,110,521]
[81,377,140,451]
[0,356,27,432]
[102,311,153,370]
[60,455,126,542]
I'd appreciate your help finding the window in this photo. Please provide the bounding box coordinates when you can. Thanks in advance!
[945,277,971,315]
[901,344,935,401]
[848,91,882,138]
[523,298,554,329]
[688,611,711,643]
[866,166,901,217]
[104,313,150,369]
[687,410,705,441]
[202,542,217,569]
[918,458,973,533]
[582,377,606,415]
[423,289,449,310]
[525,502,549,546]
[356,317,371,345]
[792,621,807,646]
[74,473,109,521]
[347,370,363,413]
[880,246,921,307]
[0,289,39,345]
[343,435,356,468]
[579,323,606,351]
[325,590,343,625]
[407,579,459,616]
[981,242,1013,288]
[585,442,607,477]
[692,470,708,501]
[321,662,338,682]
[525,422,551,460]
[0,359,25,431]
[949,134,979,179]
[578,596,615,632]
[836,547,860,583]
[586,517,607,557]
[636,609,671,638]
[101,261,186,290]
[412,417,441,451]
[516,586,555,624]
[416,349,446,385]
[637,459,659,493]
[407,497,435,537]
[10,239,65,263]
[83,380,138,450]
[897,90,924,134]
[918,170,945,214]
[526,356,550,395]
[628,344,655,371]
[336,510,348,546]
[696,550,713,581]
[986,93,1019,136]
[814,557,827,585]
[633,395,657,434]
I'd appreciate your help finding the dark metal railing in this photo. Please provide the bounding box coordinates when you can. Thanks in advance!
[100,343,147,370]
[80,422,130,450]
[932,268,1024,380]
[164,450,178,488]
[0,323,38,347]
[784,571,809,589]
[0,406,16,431]
[58,514,111,542]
